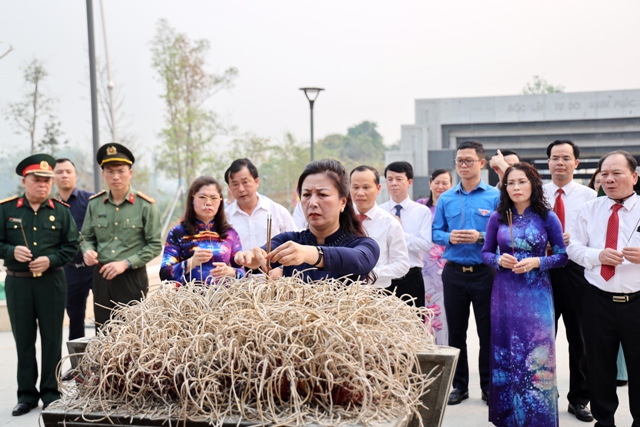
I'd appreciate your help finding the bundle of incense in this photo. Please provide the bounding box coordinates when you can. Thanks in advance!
[507,209,515,256]
[266,214,273,272]
[15,218,42,277]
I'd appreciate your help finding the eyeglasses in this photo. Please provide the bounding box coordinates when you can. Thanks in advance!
[455,159,481,167]
[505,180,531,188]
[194,195,221,203]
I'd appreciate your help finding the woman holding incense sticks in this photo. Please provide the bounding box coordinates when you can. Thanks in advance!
[481,162,567,427]
[160,176,245,284]
[235,159,380,283]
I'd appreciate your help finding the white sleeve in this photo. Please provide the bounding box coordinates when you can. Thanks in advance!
[567,204,602,269]
[373,220,410,285]
[275,204,297,234]
[405,207,432,254]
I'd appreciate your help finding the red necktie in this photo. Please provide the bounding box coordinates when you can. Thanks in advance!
[600,203,623,281]
[358,214,367,222]
[554,189,565,231]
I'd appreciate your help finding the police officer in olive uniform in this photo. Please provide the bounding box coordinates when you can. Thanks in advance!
[0,154,79,416]
[81,143,162,330]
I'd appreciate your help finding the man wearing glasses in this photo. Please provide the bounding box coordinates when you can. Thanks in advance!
[81,143,162,331]
[543,140,596,422]
[432,140,500,405]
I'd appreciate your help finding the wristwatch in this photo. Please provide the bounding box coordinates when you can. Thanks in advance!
[477,234,485,245]
[313,246,324,266]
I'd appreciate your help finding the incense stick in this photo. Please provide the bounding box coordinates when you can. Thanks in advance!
[507,209,515,256]
[266,214,273,273]
[18,219,42,277]
[625,213,640,247]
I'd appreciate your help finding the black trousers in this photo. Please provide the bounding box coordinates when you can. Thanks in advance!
[5,269,66,404]
[63,265,94,340]
[583,285,640,427]
[386,267,425,309]
[549,260,589,405]
[442,263,494,394]
[92,267,148,331]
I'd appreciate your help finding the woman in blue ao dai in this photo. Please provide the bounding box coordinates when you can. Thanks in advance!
[160,176,245,284]
[482,163,567,427]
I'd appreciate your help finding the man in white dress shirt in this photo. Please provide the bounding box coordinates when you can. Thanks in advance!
[379,161,432,309]
[349,165,409,290]
[224,158,296,252]
[543,140,596,422]
[567,150,640,427]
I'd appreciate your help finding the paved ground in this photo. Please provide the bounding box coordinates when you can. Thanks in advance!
[0,291,632,426]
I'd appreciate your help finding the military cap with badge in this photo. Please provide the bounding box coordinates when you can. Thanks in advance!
[16,153,56,178]
[97,143,135,168]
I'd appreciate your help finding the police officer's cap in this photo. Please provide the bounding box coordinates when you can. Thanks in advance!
[15,154,56,178]
[97,143,135,168]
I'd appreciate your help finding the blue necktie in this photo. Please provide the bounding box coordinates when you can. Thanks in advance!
[394,204,402,218]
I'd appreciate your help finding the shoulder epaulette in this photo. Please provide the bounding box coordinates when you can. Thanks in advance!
[89,190,107,200]
[0,195,19,205]
[137,191,156,203]
[52,198,70,208]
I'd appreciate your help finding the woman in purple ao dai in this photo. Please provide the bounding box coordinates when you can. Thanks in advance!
[482,163,567,427]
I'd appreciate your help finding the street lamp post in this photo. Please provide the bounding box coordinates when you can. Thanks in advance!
[300,87,324,162]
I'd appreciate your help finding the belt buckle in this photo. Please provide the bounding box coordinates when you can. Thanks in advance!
[462,266,473,273]
[612,295,629,303]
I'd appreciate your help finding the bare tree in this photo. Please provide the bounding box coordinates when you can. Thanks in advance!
[4,59,60,154]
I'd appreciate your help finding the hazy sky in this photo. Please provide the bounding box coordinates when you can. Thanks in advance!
[1,0,639,160]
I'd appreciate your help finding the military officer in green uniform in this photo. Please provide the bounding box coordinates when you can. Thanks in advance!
[81,143,162,330]
[0,154,79,416]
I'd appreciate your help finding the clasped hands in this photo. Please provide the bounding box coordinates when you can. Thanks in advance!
[186,248,235,278]
[449,229,481,244]
[83,249,129,280]
[599,247,640,266]
[498,254,540,274]
[14,246,50,274]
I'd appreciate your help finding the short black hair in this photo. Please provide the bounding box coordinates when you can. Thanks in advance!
[225,158,259,184]
[500,149,519,160]
[350,165,380,185]
[457,140,486,158]
[55,158,76,168]
[384,161,413,180]
[546,140,580,159]
[598,150,637,173]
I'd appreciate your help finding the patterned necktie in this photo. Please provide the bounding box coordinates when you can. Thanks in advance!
[554,188,565,231]
[394,204,402,218]
[600,203,623,281]
[358,213,367,222]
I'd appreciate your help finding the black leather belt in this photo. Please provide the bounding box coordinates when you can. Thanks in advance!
[6,267,63,278]
[591,285,640,303]
[446,260,488,273]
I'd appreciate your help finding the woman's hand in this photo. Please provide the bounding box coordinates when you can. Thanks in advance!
[211,262,237,278]
[187,248,213,271]
[268,267,283,279]
[267,241,318,267]
[498,253,518,269]
[234,247,268,271]
[512,257,541,274]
